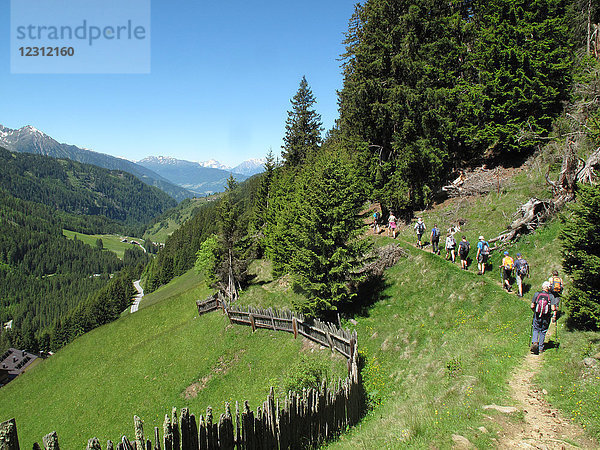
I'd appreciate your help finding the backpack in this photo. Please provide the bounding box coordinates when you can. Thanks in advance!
[517,259,529,276]
[373,212,380,221]
[550,276,563,293]
[416,222,425,233]
[432,227,440,239]
[481,242,490,256]
[535,292,551,317]
[503,257,514,270]
[459,240,470,255]
[448,236,456,247]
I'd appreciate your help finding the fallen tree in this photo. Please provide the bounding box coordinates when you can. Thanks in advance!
[490,146,600,246]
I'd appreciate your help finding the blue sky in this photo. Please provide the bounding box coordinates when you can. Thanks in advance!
[0,0,357,166]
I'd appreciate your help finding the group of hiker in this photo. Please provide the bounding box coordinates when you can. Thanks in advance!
[371,211,565,356]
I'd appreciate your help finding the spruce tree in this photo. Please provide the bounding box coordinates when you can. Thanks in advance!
[282,76,323,166]
[215,175,246,300]
[561,184,600,329]
[288,149,370,318]
[249,149,277,257]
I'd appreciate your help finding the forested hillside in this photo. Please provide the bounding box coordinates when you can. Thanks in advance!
[0,147,177,235]
[0,149,169,353]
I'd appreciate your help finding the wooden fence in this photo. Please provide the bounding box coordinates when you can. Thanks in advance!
[0,297,363,449]
[196,294,357,362]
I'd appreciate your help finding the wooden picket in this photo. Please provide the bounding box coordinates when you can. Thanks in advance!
[2,297,364,449]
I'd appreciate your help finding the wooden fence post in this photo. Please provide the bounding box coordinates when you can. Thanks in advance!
[134,416,145,450]
[107,440,114,450]
[163,415,173,450]
[86,437,102,449]
[249,314,256,332]
[292,317,298,339]
[0,418,19,450]
[42,431,60,449]
[153,427,160,450]
[180,409,191,450]
[218,403,234,449]
[197,415,207,450]
[171,408,180,450]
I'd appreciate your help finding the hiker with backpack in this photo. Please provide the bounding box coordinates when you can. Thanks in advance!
[500,251,514,292]
[445,233,456,263]
[388,212,398,239]
[431,224,441,254]
[372,211,381,235]
[548,270,564,304]
[513,253,529,297]
[530,281,558,354]
[458,236,470,270]
[476,236,490,275]
[414,218,426,248]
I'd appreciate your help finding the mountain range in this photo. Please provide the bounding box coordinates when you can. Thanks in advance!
[137,156,265,196]
[0,124,266,200]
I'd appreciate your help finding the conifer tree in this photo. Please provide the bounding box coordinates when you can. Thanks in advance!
[282,76,323,166]
[561,184,600,329]
[288,150,370,318]
[249,149,277,256]
[215,175,246,300]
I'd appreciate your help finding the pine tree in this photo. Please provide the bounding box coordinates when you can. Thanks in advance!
[282,76,323,166]
[561,184,600,329]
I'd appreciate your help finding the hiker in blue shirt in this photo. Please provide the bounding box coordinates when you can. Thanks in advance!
[530,281,558,354]
[476,236,490,275]
[430,224,441,255]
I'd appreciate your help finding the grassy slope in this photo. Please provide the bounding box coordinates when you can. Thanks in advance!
[328,166,599,447]
[63,229,143,260]
[143,196,217,243]
[0,270,346,448]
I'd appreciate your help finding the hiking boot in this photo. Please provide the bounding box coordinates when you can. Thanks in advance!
[530,343,539,354]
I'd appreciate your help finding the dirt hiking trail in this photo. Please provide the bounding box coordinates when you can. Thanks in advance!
[495,324,598,449]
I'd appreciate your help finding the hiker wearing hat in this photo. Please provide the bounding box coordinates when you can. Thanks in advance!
[500,251,514,291]
[530,281,557,354]
[513,253,529,297]
[476,236,490,275]
[414,217,426,248]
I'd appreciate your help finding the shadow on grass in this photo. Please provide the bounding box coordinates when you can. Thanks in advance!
[341,275,393,319]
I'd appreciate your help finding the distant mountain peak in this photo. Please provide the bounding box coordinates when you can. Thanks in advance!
[197,159,230,170]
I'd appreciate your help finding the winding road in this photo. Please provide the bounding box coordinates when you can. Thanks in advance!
[130,279,144,313]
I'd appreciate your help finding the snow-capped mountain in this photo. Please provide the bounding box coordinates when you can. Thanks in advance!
[137,156,248,196]
[197,159,230,171]
[195,158,266,176]
[0,124,194,201]
[232,158,266,176]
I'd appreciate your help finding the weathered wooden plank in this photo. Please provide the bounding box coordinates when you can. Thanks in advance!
[134,416,145,450]
[180,408,191,450]
[241,401,254,450]
[86,437,102,449]
[171,408,180,450]
[0,418,20,450]
[107,440,115,450]
[154,427,161,450]
[42,431,60,449]
[197,415,207,450]
[163,415,173,450]
[218,404,234,450]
